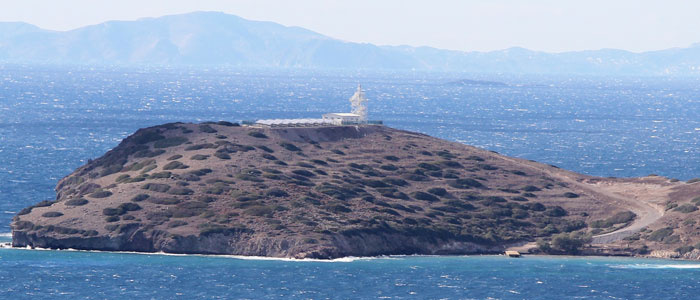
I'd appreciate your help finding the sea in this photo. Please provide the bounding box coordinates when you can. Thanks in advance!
[0,65,698,298]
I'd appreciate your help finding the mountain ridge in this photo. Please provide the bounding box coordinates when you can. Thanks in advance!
[2,11,700,75]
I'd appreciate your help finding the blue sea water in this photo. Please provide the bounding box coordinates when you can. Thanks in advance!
[0,66,699,298]
[2,248,700,299]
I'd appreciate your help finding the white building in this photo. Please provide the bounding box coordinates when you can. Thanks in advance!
[322,113,362,125]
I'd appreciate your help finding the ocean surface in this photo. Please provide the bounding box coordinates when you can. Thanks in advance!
[3,246,700,299]
[0,66,698,298]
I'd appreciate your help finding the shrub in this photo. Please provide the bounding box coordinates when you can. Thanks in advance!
[153,137,188,148]
[478,164,498,171]
[169,188,194,195]
[692,197,700,205]
[257,145,274,153]
[190,154,209,161]
[677,245,695,255]
[148,197,181,205]
[266,188,289,197]
[132,131,165,144]
[248,131,268,138]
[142,183,171,193]
[103,207,125,216]
[526,203,546,211]
[168,220,188,228]
[380,164,398,171]
[687,178,700,184]
[412,191,439,202]
[511,196,528,202]
[435,151,456,159]
[379,208,400,216]
[402,174,429,181]
[90,190,113,198]
[511,170,527,176]
[448,178,483,189]
[647,227,674,242]
[296,162,315,168]
[363,179,390,188]
[65,198,89,206]
[169,202,208,218]
[522,185,541,192]
[189,169,213,176]
[244,205,275,217]
[550,233,591,254]
[383,155,399,161]
[115,174,131,183]
[440,160,463,168]
[214,152,231,160]
[465,155,484,161]
[199,124,218,133]
[163,161,189,170]
[315,183,357,200]
[125,159,156,171]
[427,187,447,196]
[217,121,239,127]
[292,169,315,177]
[325,204,351,213]
[131,194,150,202]
[42,211,63,218]
[262,153,278,160]
[563,192,579,198]
[378,188,409,200]
[118,203,141,212]
[418,163,441,171]
[279,143,301,152]
[185,143,216,151]
[383,178,409,186]
[332,149,345,155]
[148,172,172,179]
[133,149,166,158]
[545,206,567,217]
[674,204,698,213]
[105,216,120,223]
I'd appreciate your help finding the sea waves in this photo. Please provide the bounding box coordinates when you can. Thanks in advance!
[609,263,700,269]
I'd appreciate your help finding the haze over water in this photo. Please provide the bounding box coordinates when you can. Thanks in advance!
[0,66,698,298]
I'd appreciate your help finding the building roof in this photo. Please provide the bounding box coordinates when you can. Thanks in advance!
[323,113,361,117]
[255,119,331,126]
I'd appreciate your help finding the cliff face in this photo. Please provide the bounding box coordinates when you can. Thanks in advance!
[10,123,698,258]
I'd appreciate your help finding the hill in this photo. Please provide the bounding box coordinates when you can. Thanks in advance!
[10,123,699,258]
[2,12,700,75]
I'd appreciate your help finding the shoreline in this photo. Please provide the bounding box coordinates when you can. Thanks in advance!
[2,242,696,263]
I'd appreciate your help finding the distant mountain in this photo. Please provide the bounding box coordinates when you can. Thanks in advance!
[2,11,700,75]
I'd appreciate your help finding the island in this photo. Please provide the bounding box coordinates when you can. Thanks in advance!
[10,123,700,259]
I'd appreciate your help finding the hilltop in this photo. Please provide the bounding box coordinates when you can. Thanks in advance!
[10,123,700,258]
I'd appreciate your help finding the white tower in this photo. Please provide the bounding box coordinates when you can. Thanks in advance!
[349,84,368,122]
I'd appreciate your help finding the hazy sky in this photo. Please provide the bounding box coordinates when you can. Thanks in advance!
[1,0,698,53]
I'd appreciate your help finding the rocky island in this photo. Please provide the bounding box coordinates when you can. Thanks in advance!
[10,123,700,259]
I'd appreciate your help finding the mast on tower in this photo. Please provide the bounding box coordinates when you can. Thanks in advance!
[349,84,368,122]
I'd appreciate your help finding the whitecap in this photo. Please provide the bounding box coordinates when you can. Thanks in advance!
[609,264,700,269]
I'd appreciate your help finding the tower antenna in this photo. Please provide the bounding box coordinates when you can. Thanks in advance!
[349,84,368,122]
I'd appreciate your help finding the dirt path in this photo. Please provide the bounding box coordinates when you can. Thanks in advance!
[498,156,670,245]
[587,182,667,244]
